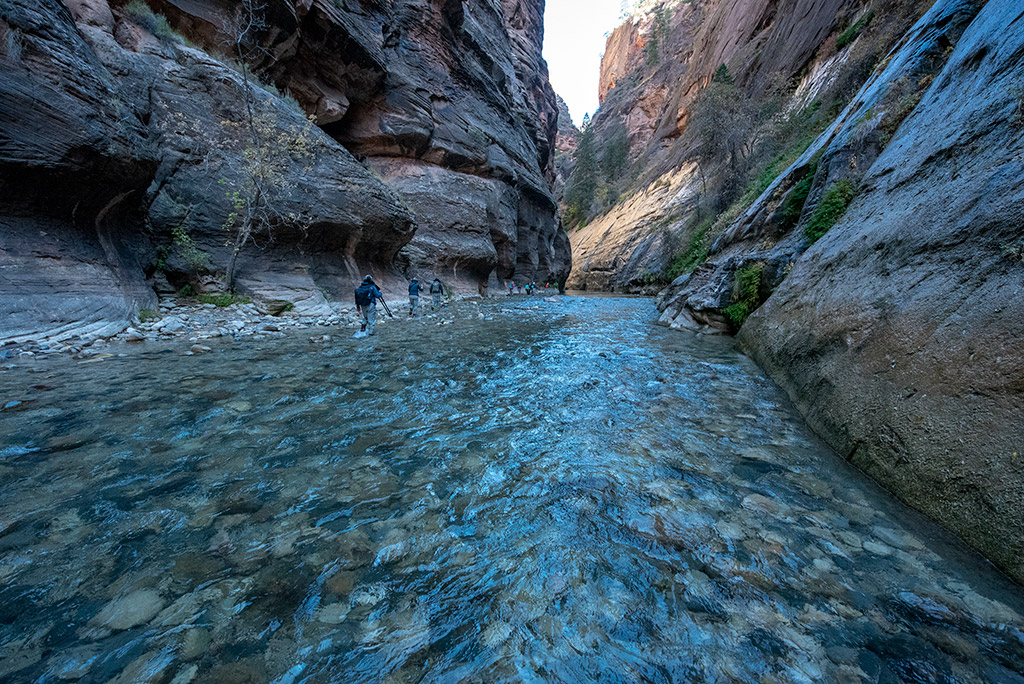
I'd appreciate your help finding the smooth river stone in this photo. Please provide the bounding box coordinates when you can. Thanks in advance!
[316,602,350,624]
[91,589,165,631]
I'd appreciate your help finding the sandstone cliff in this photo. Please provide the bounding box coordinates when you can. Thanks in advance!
[566,0,932,292]
[0,0,569,344]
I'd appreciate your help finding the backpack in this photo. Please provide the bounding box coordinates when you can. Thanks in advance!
[354,283,374,306]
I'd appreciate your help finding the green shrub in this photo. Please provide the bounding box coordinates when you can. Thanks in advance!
[804,179,857,244]
[779,173,815,230]
[1003,240,1024,263]
[663,216,712,281]
[778,155,821,231]
[178,284,196,297]
[880,92,922,143]
[138,308,159,322]
[197,292,251,307]
[124,1,183,44]
[836,10,874,50]
[723,262,765,329]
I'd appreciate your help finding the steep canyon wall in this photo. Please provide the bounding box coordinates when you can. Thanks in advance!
[0,0,569,344]
[567,0,932,292]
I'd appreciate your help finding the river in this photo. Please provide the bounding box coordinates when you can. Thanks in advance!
[0,296,1021,683]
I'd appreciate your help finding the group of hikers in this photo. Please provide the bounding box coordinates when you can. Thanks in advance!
[507,281,551,296]
[353,275,444,335]
[354,274,555,335]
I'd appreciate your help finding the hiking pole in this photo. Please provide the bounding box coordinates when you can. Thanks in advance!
[379,296,395,318]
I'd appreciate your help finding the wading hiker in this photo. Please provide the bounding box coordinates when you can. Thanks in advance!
[430,278,444,309]
[408,277,421,317]
[354,275,383,336]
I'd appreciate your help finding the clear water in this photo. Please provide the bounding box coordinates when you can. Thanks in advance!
[0,297,1022,683]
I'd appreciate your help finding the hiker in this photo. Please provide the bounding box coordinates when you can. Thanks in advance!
[354,274,383,335]
[508,281,515,296]
[430,278,444,309]
[408,277,421,317]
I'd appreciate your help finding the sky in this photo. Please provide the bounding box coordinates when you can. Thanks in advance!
[543,0,629,127]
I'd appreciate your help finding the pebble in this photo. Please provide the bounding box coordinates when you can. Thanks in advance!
[47,644,99,681]
[316,602,350,624]
[171,664,199,684]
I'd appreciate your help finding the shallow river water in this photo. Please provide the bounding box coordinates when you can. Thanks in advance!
[1,296,1022,683]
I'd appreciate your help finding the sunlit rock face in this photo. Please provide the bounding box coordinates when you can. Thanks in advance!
[0,0,569,343]
[568,0,934,292]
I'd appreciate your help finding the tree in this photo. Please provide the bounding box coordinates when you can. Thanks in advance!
[690,63,754,210]
[713,63,734,85]
[644,4,670,68]
[563,114,597,227]
[601,123,629,183]
[217,0,317,292]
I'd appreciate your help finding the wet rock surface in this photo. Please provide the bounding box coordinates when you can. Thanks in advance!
[737,0,1024,583]
[653,0,1024,583]
[0,297,1022,682]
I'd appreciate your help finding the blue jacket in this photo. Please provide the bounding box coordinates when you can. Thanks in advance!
[409,281,421,296]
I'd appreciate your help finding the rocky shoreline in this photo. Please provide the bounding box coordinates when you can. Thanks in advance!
[0,295,458,363]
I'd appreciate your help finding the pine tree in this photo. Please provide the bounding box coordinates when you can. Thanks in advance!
[601,123,629,183]
[563,114,597,227]
[713,63,734,85]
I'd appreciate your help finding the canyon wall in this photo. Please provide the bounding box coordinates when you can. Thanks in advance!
[566,0,932,292]
[643,0,1024,582]
[740,0,1024,583]
[0,0,569,344]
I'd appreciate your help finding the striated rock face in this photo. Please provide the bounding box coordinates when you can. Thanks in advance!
[658,0,1024,582]
[0,0,569,343]
[568,164,700,293]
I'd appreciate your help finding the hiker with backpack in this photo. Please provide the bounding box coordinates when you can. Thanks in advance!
[430,278,444,310]
[354,275,384,335]
[408,277,421,317]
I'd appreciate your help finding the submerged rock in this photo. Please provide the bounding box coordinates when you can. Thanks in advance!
[90,589,165,632]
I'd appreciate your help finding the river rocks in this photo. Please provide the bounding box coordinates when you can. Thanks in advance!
[316,602,350,624]
[179,629,210,662]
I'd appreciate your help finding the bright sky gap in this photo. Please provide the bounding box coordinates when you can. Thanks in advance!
[542,0,628,126]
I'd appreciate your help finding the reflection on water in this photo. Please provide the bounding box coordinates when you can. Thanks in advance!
[0,297,1022,683]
